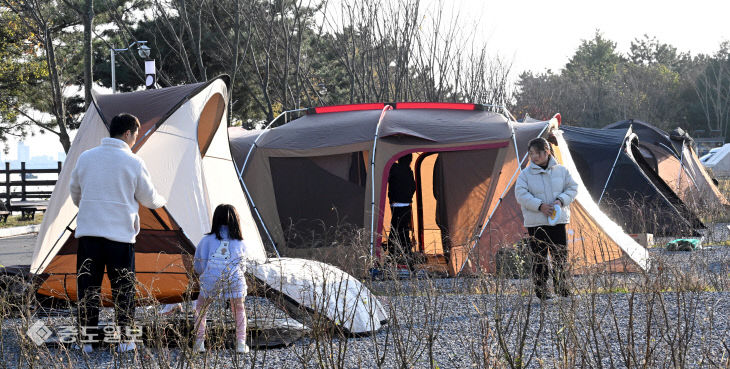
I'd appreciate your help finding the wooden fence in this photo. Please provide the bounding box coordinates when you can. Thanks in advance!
[1,162,62,209]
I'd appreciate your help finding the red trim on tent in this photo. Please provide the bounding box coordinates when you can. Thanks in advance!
[553,113,562,126]
[309,102,485,115]
[313,103,386,114]
[395,102,477,110]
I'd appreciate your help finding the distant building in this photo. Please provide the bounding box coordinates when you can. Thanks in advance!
[17,142,30,163]
[3,143,65,169]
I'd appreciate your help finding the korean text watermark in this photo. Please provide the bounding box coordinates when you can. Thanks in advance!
[26,320,142,346]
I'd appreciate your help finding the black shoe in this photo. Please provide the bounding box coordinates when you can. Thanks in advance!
[536,293,554,302]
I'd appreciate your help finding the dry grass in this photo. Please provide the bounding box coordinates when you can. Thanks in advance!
[1,215,729,368]
[717,178,730,199]
[0,214,43,229]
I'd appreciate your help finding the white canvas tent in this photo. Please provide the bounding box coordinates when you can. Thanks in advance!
[29,77,386,334]
[701,143,730,177]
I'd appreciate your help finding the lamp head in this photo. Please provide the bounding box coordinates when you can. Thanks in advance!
[137,44,151,59]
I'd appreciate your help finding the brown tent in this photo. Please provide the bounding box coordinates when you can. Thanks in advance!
[606,119,729,213]
[230,103,649,276]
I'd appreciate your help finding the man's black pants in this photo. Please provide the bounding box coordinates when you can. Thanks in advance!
[76,236,136,333]
[527,224,570,298]
[388,205,413,264]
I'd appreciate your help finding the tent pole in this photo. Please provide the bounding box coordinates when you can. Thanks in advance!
[240,108,307,172]
[456,122,550,275]
[677,144,685,190]
[658,142,680,158]
[131,126,156,152]
[502,106,518,122]
[238,177,279,257]
[476,103,518,122]
[598,127,633,205]
[676,143,701,192]
[456,163,521,275]
[235,108,307,258]
[34,214,78,274]
[369,105,394,259]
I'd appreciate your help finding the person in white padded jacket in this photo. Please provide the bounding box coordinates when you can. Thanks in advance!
[515,137,578,301]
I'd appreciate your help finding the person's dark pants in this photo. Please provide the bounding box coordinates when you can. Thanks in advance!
[527,224,570,299]
[388,205,413,265]
[77,236,136,338]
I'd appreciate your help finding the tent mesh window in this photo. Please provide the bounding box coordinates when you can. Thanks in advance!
[270,152,367,249]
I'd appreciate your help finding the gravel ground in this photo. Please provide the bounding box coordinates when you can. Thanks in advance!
[2,292,729,368]
[1,246,729,368]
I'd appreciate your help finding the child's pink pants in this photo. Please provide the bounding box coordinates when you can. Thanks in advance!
[195,297,247,341]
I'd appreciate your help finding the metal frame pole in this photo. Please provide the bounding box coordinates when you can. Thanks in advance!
[456,119,553,275]
[110,41,149,94]
[598,128,634,205]
[677,144,685,190]
[675,143,700,191]
[235,108,307,258]
[111,49,116,93]
[369,105,394,257]
[455,121,547,275]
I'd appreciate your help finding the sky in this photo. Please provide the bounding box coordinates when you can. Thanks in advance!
[437,0,730,74]
[7,0,730,161]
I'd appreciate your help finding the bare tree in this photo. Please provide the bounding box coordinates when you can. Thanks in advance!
[100,0,513,123]
[691,43,730,138]
[320,0,512,107]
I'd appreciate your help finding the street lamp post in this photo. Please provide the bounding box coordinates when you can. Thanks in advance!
[110,41,152,93]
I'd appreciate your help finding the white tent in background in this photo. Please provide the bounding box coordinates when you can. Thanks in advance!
[701,143,730,177]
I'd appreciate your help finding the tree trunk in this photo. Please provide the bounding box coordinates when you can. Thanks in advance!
[228,0,241,126]
[43,25,71,152]
[82,0,94,109]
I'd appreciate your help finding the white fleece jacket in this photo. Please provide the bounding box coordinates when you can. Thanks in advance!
[70,138,166,243]
[515,156,578,227]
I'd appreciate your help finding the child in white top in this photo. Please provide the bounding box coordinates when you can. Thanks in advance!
[193,204,249,354]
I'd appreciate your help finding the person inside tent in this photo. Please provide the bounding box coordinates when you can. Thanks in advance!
[515,137,578,302]
[70,113,167,353]
[387,153,416,268]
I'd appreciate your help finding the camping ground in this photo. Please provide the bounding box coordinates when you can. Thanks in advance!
[1,229,729,368]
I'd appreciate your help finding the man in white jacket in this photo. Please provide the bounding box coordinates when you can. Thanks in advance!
[70,113,166,353]
[515,137,578,301]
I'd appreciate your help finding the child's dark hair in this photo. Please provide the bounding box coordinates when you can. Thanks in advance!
[209,204,243,240]
[528,137,551,153]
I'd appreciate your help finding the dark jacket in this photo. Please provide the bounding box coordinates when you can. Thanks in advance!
[388,162,416,203]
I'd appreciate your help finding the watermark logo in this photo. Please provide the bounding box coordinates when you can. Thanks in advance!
[26,320,52,346]
[26,321,143,345]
